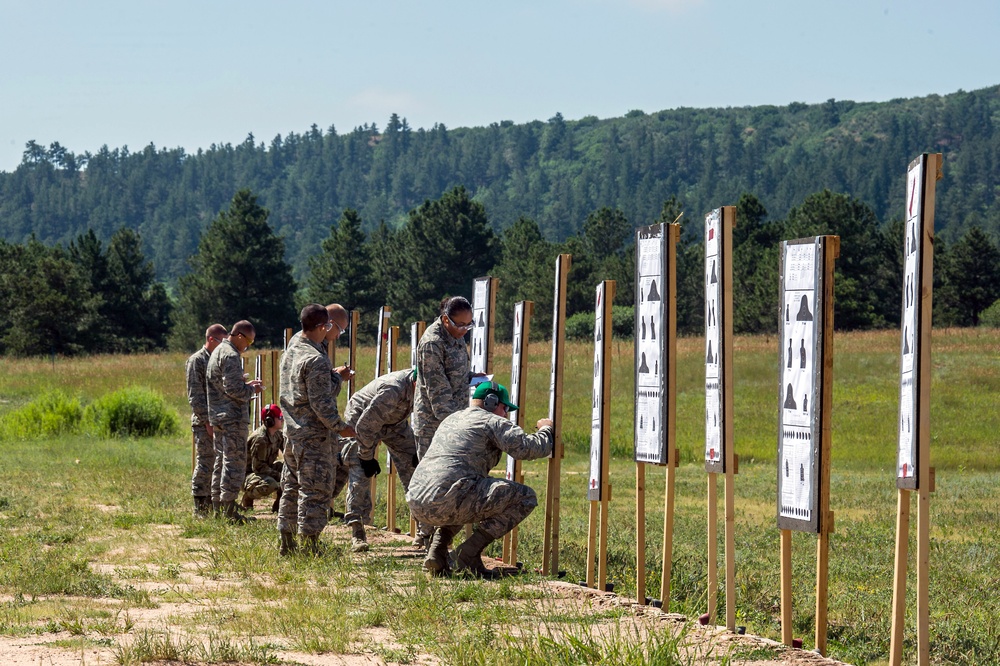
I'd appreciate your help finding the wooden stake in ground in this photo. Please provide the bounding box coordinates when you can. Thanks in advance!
[633,223,679,607]
[889,153,941,666]
[408,320,426,538]
[346,310,359,398]
[369,306,391,523]
[270,349,278,407]
[542,254,571,576]
[384,325,401,532]
[586,281,615,591]
[283,328,292,350]
[502,301,533,566]
[703,207,737,630]
[252,353,263,429]
[776,235,839,655]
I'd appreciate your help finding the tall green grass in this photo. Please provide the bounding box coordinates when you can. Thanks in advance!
[0,328,997,664]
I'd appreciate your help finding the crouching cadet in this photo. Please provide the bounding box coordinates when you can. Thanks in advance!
[241,404,285,512]
[406,382,553,578]
[334,367,420,552]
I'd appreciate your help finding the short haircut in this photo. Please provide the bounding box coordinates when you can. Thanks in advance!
[440,295,472,318]
[300,304,329,331]
[325,303,348,328]
[205,323,227,340]
[231,320,255,338]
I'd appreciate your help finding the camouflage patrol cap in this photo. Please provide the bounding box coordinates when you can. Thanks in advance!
[472,382,518,411]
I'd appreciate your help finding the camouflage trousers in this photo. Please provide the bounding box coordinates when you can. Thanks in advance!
[409,476,537,540]
[332,432,417,526]
[278,435,339,537]
[243,462,283,501]
[190,424,214,498]
[414,433,435,538]
[211,422,248,503]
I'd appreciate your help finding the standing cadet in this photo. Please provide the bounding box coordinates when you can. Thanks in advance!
[333,367,419,552]
[207,320,263,523]
[407,382,553,578]
[411,296,478,548]
[240,403,285,512]
[278,304,355,556]
[186,323,227,517]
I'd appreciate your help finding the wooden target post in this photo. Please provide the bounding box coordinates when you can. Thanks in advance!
[502,301,533,566]
[633,223,679,607]
[283,328,293,350]
[542,254,571,576]
[384,325,401,532]
[586,281,615,591]
[777,235,839,655]
[889,153,941,666]
[252,353,264,429]
[346,310,359,398]
[704,207,737,629]
[408,320,426,538]
[370,306,391,522]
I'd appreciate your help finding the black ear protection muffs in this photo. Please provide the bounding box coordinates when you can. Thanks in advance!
[264,414,275,428]
[482,381,501,411]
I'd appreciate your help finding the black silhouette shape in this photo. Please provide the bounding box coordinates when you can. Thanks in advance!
[800,464,805,482]
[803,394,808,412]
[796,295,813,321]
[910,224,917,256]
[478,311,484,326]
[654,360,658,375]
[641,316,647,340]
[514,337,519,354]
[595,324,602,342]
[652,418,656,431]
[650,318,656,340]
[785,460,789,477]
[594,358,599,378]
[786,304,790,322]
[639,353,650,373]
[903,326,910,355]
[799,339,806,369]
[647,279,661,301]
[710,260,718,284]
[707,340,714,364]
[787,339,792,369]
[784,383,797,410]
[640,415,643,429]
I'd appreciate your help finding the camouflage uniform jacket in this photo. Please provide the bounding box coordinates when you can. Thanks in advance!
[344,368,415,460]
[412,317,470,438]
[185,346,211,426]
[406,406,554,507]
[279,331,344,441]
[245,424,284,478]
[206,339,254,426]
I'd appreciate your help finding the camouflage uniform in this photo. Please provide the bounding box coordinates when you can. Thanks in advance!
[185,346,214,500]
[331,369,418,525]
[206,339,255,504]
[412,317,470,537]
[242,424,285,501]
[406,406,553,539]
[278,331,345,537]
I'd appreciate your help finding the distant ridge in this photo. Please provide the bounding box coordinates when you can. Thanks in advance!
[1,84,997,280]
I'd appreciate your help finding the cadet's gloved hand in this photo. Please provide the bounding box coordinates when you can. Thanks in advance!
[412,453,419,468]
[359,457,381,478]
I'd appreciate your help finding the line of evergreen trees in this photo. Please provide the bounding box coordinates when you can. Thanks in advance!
[3,185,997,357]
[2,86,999,286]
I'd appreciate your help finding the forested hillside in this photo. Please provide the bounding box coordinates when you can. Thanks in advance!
[2,85,998,282]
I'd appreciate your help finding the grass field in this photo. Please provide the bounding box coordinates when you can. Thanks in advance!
[0,327,998,665]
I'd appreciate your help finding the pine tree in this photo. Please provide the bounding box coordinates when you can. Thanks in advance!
[304,208,376,313]
[172,189,297,349]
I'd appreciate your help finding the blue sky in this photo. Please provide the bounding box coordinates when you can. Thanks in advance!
[2,0,997,173]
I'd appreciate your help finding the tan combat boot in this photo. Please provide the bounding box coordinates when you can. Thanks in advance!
[350,523,369,553]
[423,526,457,576]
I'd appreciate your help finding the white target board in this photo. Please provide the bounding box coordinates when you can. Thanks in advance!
[777,237,828,532]
[704,209,724,471]
[634,224,668,465]
[471,277,495,374]
[547,256,568,441]
[506,301,528,481]
[375,306,390,379]
[898,156,927,489]
[588,283,610,500]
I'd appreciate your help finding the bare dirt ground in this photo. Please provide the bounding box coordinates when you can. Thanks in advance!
[0,520,852,666]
